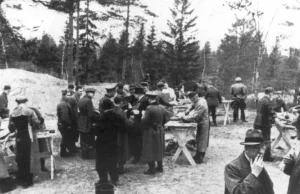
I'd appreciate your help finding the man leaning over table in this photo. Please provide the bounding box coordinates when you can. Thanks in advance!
[180,92,209,164]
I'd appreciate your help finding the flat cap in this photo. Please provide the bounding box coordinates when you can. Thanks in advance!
[157,82,164,87]
[85,88,96,93]
[265,87,274,94]
[105,84,117,92]
[4,85,11,90]
[15,96,28,103]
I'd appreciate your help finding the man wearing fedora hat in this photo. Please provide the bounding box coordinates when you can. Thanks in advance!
[8,96,40,188]
[224,129,275,194]
[254,87,277,162]
[129,86,150,164]
[99,84,117,114]
[78,88,97,159]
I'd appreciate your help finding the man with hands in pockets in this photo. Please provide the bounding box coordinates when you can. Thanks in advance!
[224,129,275,194]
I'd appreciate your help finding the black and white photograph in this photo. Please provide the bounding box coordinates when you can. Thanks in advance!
[0,0,300,193]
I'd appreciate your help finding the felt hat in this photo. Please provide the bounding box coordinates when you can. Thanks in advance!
[134,86,144,94]
[15,96,28,104]
[105,84,117,92]
[265,87,274,94]
[145,91,157,98]
[141,82,149,87]
[4,85,11,90]
[240,129,264,145]
[187,92,197,98]
[235,77,242,82]
[85,88,96,93]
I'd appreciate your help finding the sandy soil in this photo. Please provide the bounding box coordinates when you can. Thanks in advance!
[3,110,294,194]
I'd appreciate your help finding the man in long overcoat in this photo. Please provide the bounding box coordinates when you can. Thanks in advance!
[253,87,277,161]
[129,86,149,164]
[8,96,40,188]
[206,84,222,126]
[182,92,210,164]
[78,88,96,159]
[224,129,275,194]
[141,91,170,174]
[93,99,131,185]
[99,84,117,114]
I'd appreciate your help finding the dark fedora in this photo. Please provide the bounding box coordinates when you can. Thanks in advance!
[15,96,28,104]
[240,129,264,145]
[134,86,144,94]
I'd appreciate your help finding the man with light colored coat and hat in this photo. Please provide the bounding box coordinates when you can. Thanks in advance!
[224,129,275,194]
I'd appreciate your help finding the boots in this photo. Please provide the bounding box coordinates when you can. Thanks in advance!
[193,152,205,164]
[156,161,163,173]
[144,162,156,175]
[60,145,73,157]
[40,158,49,172]
[212,117,217,126]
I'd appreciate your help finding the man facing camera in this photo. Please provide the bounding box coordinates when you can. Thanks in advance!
[224,129,275,194]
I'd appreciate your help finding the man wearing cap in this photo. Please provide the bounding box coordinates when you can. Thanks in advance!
[181,92,210,164]
[112,95,132,174]
[141,91,170,174]
[57,90,76,157]
[8,96,40,188]
[224,129,275,194]
[205,83,222,126]
[99,84,117,114]
[128,85,137,106]
[68,84,75,96]
[282,108,300,194]
[253,87,277,162]
[129,86,150,164]
[0,85,11,125]
[93,99,131,185]
[78,88,97,159]
[231,77,248,122]
[194,79,208,97]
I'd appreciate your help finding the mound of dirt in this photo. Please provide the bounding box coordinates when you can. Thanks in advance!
[0,68,116,116]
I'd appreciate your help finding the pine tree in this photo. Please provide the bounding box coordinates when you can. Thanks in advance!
[162,0,200,85]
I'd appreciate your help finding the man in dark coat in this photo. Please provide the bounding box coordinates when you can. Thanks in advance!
[78,88,97,159]
[194,79,208,97]
[253,87,277,161]
[72,85,83,148]
[94,99,131,185]
[224,129,275,194]
[273,93,288,113]
[206,84,222,126]
[231,77,247,122]
[141,91,170,174]
[282,109,300,194]
[8,96,40,188]
[129,86,149,164]
[99,84,117,114]
[112,96,132,174]
[57,90,76,157]
[0,85,11,122]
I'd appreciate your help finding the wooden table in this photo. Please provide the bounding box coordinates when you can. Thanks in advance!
[165,121,198,166]
[0,130,56,179]
[271,118,296,152]
[223,100,233,126]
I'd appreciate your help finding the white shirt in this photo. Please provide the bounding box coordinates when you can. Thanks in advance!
[162,87,176,102]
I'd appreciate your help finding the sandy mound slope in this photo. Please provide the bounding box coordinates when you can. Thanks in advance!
[0,68,116,115]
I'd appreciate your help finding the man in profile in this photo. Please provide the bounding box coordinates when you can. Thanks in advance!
[224,129,274,194]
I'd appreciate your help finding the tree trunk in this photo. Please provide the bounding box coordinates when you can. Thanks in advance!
[75,0,80,85]
[121,0,130,81]
[61,42,66,78]
[67,11,74,83]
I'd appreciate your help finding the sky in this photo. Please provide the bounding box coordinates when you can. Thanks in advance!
[3,0,300,55]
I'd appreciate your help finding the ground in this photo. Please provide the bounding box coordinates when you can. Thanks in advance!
[6,110,294,194]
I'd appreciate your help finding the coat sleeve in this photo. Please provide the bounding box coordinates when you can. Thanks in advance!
[87,100,95,118]
[224,163,261,194]
[267,101,276,123]
[29,110,40,129]
[141,107,151,126]
[183,103,205,122]
[282,151,296,176]
[218,91,222,104]
[8,115,15,133]
[57,104,62,123]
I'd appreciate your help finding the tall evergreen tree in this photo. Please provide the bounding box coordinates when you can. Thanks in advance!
[162,0,200,85]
